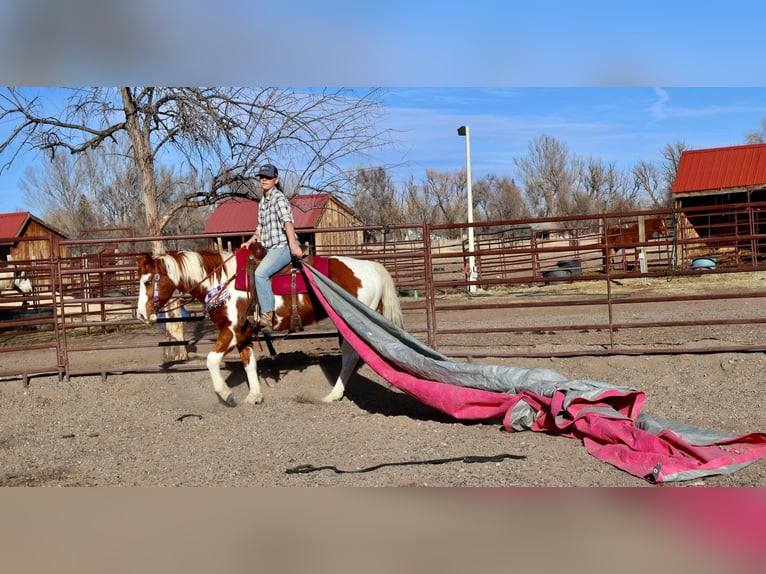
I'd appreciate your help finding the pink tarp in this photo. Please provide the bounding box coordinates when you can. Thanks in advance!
[301,263,766,483]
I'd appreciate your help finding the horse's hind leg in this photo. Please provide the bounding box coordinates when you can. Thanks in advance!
[239,345,263,405]
[322,339,361,402]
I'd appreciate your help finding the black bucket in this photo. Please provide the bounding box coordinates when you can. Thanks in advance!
[0,306,54,331]
[542,269,573,285]
[556,258,582,276]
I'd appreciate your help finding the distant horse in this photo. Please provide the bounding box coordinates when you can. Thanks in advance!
[603,215,668,271]
[135,247,404,406]
[0,265,33,303]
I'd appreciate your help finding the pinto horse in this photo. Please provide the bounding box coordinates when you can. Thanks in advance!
[0,265,33,302]
[135,247,404,406]
[603,215,668,271]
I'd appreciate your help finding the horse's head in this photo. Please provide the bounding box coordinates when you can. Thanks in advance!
[650,215,668,238]
[135,254,176,322]
[13,270,32,294]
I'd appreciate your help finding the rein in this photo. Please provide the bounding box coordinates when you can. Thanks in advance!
[665,210,680,282]
[152,251,238,315]
[285,453,526,475]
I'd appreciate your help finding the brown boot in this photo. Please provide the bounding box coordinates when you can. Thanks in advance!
[258,311,275,333]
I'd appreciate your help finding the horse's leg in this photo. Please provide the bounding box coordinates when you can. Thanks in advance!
[207,350,235,406]
[604,248,613,272]
[322,338,361,402]
[207,329,237,406]
[239,344,263,405]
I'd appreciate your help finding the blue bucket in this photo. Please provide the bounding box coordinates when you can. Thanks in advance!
[691,257,716,271]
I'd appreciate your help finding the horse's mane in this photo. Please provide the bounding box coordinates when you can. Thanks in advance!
[161,250,229,288]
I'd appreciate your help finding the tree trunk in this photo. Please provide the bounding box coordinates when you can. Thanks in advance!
[121,88,188,361]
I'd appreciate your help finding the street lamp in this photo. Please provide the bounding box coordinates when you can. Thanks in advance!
[457,125,477,293]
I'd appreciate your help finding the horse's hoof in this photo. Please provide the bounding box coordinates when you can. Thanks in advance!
[244,394,263,405]
[217,393,237,407]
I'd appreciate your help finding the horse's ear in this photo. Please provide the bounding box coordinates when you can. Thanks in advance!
[136,254,153,272]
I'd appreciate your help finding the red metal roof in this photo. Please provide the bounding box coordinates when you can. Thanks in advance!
[203,193,331,234]
[0,212,32,238]
[672,143,766,194]
[290,193,333,228]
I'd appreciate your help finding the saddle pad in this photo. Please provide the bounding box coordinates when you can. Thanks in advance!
[272,256,329,295]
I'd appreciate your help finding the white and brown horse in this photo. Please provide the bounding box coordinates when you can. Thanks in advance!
[0,265,33,303]
[135,247,404,406]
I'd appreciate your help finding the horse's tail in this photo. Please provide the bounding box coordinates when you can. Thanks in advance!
[375,261,404,328]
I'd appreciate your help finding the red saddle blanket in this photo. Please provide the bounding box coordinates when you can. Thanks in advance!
[234,248,329,295]
[272,256,329,295]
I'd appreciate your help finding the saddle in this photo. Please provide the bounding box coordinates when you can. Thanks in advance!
[235,244,329,332]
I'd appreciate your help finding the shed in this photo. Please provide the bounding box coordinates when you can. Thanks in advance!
[672,143,766,202]
[672,143,766,259]
[0,211,70,262]
[204,193,363,253]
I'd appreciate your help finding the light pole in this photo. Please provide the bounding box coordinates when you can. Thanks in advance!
[457,125,476,293]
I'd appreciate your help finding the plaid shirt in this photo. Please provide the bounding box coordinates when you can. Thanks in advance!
[257,189,298,250]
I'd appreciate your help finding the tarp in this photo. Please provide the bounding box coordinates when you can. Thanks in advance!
[300,262,766,483]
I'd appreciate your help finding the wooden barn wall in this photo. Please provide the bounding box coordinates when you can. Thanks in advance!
[313,200,363,250]
[7,220,67,261]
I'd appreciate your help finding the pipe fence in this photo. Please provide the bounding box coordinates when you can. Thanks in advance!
[2,204,766,385]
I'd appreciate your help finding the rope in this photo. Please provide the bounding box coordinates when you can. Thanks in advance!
[666,210,680,282]
[285,453,526,475]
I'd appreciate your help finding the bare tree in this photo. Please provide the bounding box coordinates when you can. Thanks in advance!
[2,87,389,361]
[472,174,529,222]
[351,166,404,240]
[659,141,689,208]
[514,134,576,217]
[402,175,438,231]
[18,150,89,238]
[745,119,766,143]
[420,169,468,238]
[573,157,637,214]
[77,138,145,233]
[19,136,210,240]
[1,87,392,238]
[630,160,665,209]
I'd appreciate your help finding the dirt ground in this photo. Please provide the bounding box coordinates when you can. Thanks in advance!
[2,272,766,488]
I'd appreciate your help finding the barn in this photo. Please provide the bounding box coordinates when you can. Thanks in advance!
[204,193,363,253]
[672,142,766,260]
[0,211,70,262]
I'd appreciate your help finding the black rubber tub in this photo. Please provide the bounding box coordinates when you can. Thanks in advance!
[0,306,54,331]
[542,269,573,285]
[556,258,582,276]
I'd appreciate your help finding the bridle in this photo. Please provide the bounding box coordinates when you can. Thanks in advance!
[149,251,239,316]
[151,270,164,314]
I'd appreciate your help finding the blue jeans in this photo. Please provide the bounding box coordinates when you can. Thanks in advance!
[254,244,292,313]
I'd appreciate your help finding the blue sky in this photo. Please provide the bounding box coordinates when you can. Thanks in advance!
[376,87,766,185]
[3,87,766,212]
[2,2,766,212]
